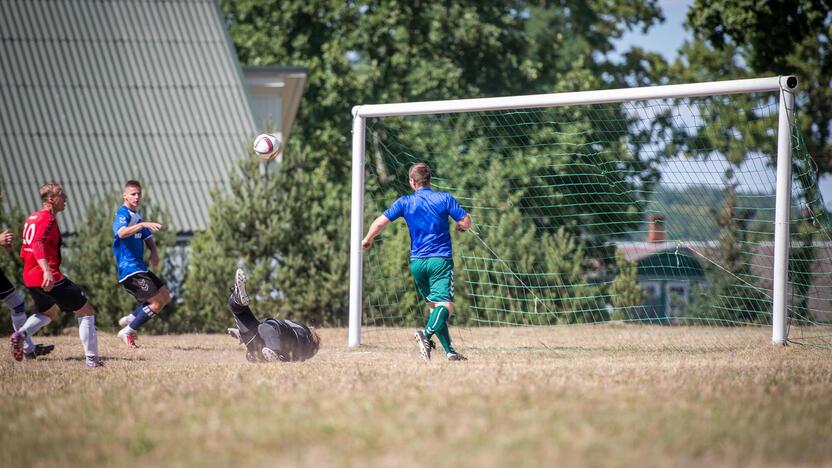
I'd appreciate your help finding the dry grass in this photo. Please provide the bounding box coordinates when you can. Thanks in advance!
[2,326,831,468]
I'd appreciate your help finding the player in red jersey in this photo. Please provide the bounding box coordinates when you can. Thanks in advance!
[10,183,103,367]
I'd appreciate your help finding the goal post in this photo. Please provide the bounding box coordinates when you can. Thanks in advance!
[349,76,801,348]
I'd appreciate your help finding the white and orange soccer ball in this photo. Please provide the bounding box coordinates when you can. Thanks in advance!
[253,133,281,161]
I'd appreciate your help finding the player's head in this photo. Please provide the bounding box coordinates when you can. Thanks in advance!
[39,182,67,212]
[123,180,143,210]
[408,163,431,190]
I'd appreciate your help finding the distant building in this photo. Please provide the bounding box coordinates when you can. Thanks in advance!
[243,66,308,139]
[614,215,832,323]
[616,241,707,321]
[0,0,305,240]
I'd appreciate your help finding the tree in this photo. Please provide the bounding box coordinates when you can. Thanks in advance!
[681,0,832,174]
[690,172,768,323]
[203,1,670,323]
[181,151,349,329]
[610,249,643,321]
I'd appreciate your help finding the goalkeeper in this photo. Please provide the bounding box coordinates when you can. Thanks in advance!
[362,162,471,362]
[226,269,320,362]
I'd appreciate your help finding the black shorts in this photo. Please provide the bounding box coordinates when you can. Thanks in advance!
[120,271,165,303]
[0,269,14,299]
[27,278,88,313]
[258,318,320,362]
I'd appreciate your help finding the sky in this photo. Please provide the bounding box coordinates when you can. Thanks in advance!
[615,0,693,62]
[612,0,832,209]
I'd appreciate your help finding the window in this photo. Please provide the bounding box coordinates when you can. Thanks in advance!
[666,282,689,317]
[641,282,661,302]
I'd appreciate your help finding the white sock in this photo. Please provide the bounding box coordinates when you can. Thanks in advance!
[78,315,98,358]
[12,311,35,354]
[7,291,35,353]
[10,308,27,330]
[3,288,24,310]
[19,313,52,339]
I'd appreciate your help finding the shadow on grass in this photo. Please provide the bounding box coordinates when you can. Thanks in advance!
[171,345,226,352]
[465,343,754,355]
[63,356,148,362]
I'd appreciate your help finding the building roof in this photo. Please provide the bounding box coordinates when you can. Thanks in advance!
[242,66,308,143]
[616,241,716,264]
[0,0,256,236]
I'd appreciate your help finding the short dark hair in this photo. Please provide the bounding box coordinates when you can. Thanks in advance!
[39,182,63,202]
[408,163,431,187]
[124,180,142,191]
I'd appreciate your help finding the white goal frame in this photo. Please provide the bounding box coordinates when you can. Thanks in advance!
[349,76,799,347]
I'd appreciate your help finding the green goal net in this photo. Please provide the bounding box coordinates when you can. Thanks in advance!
[356,86,832,349]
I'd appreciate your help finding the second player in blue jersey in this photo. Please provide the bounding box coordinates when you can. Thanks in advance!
[112,180,171,349]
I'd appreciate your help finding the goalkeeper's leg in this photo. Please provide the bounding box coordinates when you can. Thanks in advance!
[227,289,265,361]
[228,292,260,333]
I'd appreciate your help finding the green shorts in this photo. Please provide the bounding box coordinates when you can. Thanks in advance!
[410,257,454,303]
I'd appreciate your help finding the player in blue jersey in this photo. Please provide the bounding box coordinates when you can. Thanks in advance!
[113,180,170,348]
[362,162,472,362]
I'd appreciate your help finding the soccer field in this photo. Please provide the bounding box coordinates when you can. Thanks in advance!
[2,327,831,467]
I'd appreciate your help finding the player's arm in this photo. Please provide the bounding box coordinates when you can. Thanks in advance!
[30,219,56,291]
[117,221,162,239]
[456,214,472,232]
[145,237,160,268]
[361,215,391,250]
[0,230,12,251]
[448,195,472,232]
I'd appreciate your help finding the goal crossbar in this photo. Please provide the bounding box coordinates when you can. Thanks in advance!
[349,76,799,347]
[352,76,797,118]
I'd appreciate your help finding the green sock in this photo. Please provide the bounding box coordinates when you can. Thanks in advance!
[423,306,441,340]
[425,306,451,351]
[435,323,454,354]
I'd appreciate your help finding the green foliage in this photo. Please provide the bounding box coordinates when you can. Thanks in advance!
[682,0,832,173]
[177,225,239,332]
[363,221,423,326]
[650,185,776,241]
[788,217,817,321]
[215,0,666,324]
[610,249,643,321]
[182,150,350,330]
[688,181,769,323]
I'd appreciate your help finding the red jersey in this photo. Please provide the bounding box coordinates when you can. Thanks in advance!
[20,209,66,288]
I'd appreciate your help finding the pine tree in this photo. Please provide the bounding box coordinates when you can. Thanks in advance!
[181,150,350,330]
[610,249,643,321]
[691,172,768,323]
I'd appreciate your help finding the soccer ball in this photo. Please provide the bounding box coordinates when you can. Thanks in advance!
[253,133,281,161]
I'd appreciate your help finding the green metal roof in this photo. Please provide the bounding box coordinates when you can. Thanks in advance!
[636,251,706,279]
[0,0,256,236]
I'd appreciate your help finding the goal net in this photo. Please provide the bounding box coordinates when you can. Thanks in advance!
[350,77,832,350]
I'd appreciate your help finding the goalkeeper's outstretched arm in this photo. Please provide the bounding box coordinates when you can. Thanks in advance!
[362,215,391,250]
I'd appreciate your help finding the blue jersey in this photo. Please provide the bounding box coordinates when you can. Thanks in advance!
[112,205,152,282]
[383,188,468,258]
